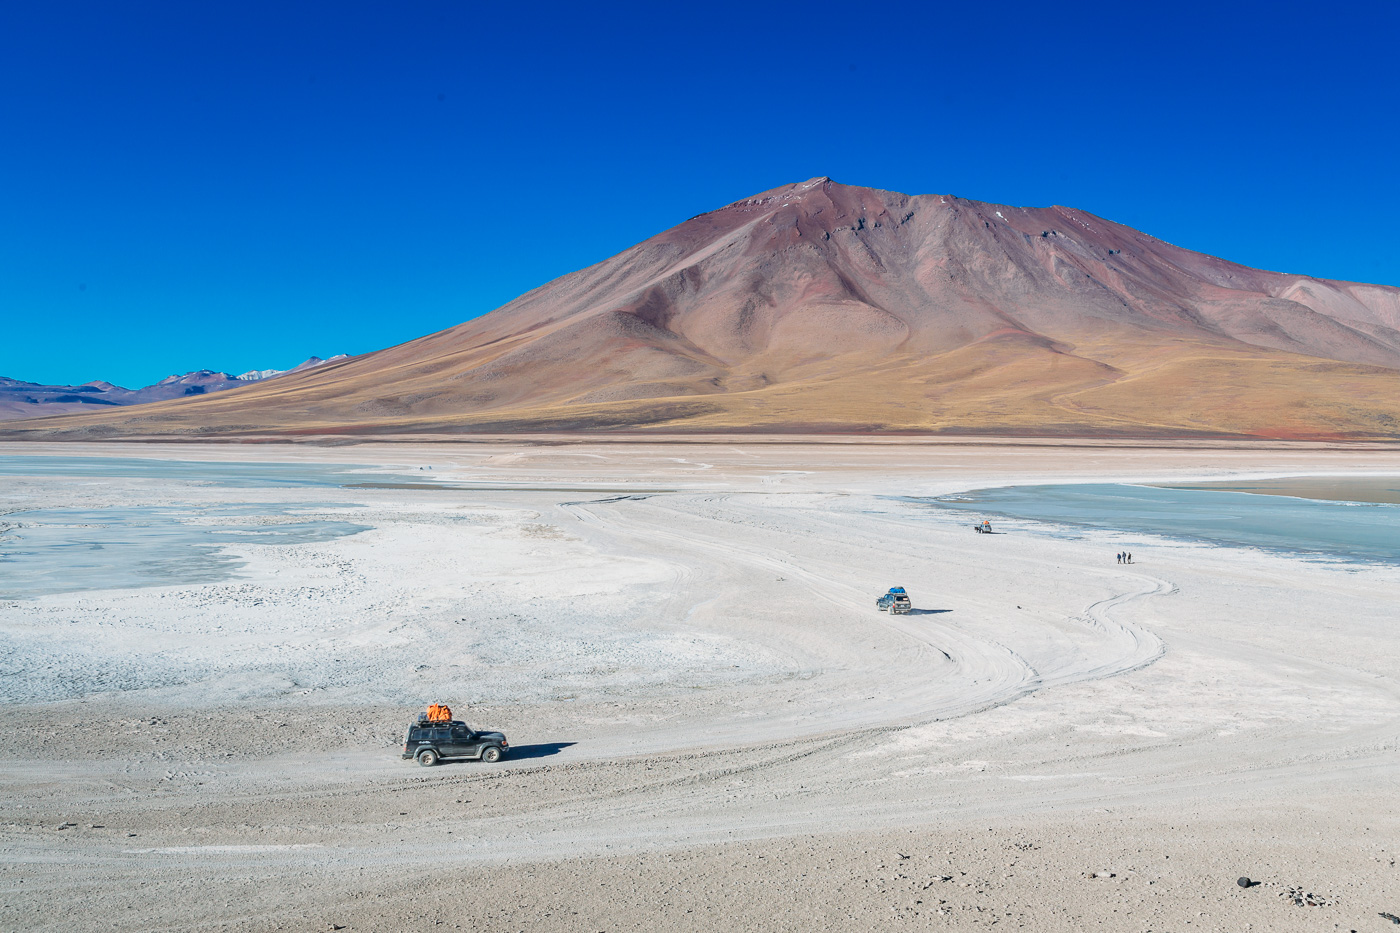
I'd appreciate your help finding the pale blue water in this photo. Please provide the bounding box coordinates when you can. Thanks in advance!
[0,505,369,599]
[929,483,1400,565]
[0,455,417,599]
[0,455,435,487]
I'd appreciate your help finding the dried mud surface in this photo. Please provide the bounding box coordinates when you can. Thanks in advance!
[2,441,1399,931]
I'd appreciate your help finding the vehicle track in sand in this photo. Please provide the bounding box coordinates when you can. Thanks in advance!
[8,452,1400,931]
[556,490,1168,752]
[4,487,1184,879]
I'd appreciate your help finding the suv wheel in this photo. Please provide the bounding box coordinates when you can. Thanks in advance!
[480,746,503,764]
[417,749,438,767]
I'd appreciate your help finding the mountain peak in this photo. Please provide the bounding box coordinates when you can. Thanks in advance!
[5,181,1400,439]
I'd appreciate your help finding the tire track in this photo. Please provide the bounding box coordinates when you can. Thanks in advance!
[559,491,1169,746]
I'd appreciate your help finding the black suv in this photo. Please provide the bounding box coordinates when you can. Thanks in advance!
[402,720,508,766]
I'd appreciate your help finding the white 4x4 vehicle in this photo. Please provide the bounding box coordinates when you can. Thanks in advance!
[876,587,912,614]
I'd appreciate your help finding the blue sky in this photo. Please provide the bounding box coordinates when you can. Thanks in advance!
[4,1,1398,388]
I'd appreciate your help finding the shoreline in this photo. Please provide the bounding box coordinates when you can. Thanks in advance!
[6,431,1400,449]
[1158,475,1400,505]
[3,442,1399,931]
[920,478,1400,566]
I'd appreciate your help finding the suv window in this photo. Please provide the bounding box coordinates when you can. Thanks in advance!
[451,727,472,739]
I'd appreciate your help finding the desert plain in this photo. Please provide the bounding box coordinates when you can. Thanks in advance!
[2,438,1399,932]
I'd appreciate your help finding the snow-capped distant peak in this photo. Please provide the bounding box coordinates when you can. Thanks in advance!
[237,354,348,382]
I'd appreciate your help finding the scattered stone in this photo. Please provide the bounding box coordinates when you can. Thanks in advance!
[1237,876,1255,888]
[55,822,75,830]
[1379,912,1400,925]
[1085,871,1115,879]
[1276,884,1335,907]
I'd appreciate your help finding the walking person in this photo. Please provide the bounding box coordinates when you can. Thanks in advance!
[1127,552,1132,564]
[1116,552,1122,564]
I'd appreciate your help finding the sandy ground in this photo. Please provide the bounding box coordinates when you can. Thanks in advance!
[2,439,1399,932]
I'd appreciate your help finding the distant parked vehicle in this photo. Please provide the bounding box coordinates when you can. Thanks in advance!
[974,520,993,533]
[876,587,912,614]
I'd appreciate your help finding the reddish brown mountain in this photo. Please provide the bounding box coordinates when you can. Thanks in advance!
[7,178,1400,439]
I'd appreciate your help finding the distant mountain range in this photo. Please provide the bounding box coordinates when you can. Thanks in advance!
[5,177,1400,439]
[0,356,345,421]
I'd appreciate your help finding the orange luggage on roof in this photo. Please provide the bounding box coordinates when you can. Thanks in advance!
[426,703,452,722]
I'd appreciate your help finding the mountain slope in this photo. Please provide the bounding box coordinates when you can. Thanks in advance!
[6,178,1400,439]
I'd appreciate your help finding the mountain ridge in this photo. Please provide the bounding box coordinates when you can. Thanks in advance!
[0,356,346,422]
[5,178,1399,439]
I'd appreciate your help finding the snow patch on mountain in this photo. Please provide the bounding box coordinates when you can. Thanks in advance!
[237,355,348,382]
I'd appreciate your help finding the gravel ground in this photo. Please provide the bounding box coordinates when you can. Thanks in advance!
[2,440,1398,932]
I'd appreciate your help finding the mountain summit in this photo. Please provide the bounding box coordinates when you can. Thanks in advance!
[8,178,1400,438]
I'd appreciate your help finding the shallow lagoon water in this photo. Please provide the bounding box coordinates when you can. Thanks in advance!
[0,455,434,488]
[1159,476,1400,506]
[0,505,368,599]
[932,482,1400,565]
[0,456,401,599]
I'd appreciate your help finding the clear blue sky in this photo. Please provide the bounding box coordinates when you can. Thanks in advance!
[4,1,1398,388]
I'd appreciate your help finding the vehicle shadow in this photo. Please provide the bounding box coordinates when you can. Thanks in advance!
[907,608,953,615]
[505,742,576,760]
